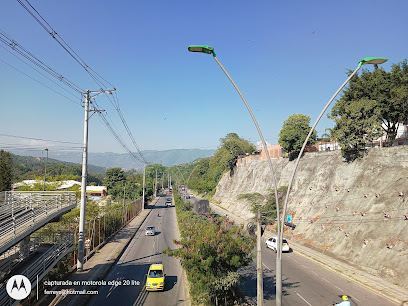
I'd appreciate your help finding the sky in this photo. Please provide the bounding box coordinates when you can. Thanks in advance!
[1,0,407,166]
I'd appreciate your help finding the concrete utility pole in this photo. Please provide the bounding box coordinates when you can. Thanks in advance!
[154,168,158,197]
[77,90,90,271]
[257,208,263,306]
[43,148,48,191]
[77,88,112,271]
[142,162,146,211]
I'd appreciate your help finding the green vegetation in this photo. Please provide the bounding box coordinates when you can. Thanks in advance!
[329,59,408,159]
[167,190,255,305]
[237,186,287,224]
[278,114,317,157]
[0,150,13,192]
[184,133,255,197]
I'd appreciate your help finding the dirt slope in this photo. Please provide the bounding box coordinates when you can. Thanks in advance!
[213,146,408,288]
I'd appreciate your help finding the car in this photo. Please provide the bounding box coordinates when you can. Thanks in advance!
[266,237,290,252]
[145,225,155,236]
[146,263,165,291]
[166,198,172,206]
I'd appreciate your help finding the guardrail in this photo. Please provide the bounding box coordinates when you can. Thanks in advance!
[0,231,74,306]
[0,191,77,254]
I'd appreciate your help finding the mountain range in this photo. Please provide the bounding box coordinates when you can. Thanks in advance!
[9,149,215,170]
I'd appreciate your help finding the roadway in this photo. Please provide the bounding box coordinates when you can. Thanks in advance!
[187,193,397,306]
[89,194,189,306]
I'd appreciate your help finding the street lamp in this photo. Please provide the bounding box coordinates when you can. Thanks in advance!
[188,45,280,306]
[278,57,388,304]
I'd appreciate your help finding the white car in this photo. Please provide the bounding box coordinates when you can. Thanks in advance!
[145,225,155,236]
[266,237,290,252]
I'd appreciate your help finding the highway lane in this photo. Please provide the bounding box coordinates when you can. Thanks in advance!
[239,243,396,305]
[89,195,188,306]
[201,197,396,305]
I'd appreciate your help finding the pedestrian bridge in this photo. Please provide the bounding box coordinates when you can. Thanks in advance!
[0,191,77,254]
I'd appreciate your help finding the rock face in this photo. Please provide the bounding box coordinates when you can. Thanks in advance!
[213,146,408,288]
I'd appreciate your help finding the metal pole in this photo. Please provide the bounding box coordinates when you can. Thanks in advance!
[43,148,48,191]
[257,208,263,306]
[142,162,145,211]
[77,90,90,271]
[278,65,361,304]
[213,55,279,304]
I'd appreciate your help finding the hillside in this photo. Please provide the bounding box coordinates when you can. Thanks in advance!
[10,149,215,170]
[213,146,408,288]
[11,153,106,181]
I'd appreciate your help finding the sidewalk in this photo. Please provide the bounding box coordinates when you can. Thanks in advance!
[207,199,408,305]
[40,200,156,306]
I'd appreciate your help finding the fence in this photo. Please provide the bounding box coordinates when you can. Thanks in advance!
[0,231,74,306]
[0,191,77,254]
[72,198,143,267]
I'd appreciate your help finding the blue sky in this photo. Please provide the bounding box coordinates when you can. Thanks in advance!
[1,0,407,163]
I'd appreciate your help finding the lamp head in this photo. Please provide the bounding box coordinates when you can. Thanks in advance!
[358,57,388,67]
[188,45,215,57]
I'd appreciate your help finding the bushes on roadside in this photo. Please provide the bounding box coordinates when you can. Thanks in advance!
[167,190,255,305]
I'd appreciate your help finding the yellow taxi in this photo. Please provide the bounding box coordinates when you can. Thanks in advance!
[146,264,165,291]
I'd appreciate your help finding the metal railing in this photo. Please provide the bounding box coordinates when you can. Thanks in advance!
[0,191,77,254]
[0,236,41,282]
[0,231,74,306]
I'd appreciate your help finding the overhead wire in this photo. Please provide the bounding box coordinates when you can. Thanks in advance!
[0,133,82,145]
[17,0,147,164]
[0,57,81,106]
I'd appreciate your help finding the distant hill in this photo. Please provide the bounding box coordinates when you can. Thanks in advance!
[9,149,215,170]
[11,153,106,181]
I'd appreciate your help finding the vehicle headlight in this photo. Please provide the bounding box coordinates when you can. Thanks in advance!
[159,282,164,285]
[147,282,152,286]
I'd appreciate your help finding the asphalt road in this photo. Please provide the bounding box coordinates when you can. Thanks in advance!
[202,198,397,306]
[89,195,188,306]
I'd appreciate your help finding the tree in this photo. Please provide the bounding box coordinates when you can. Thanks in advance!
[278,114,317,156]
[331,61,408,144]
[0,150,13,191]
[220,133,255,156]
[104,168,125,190]
[329,98,382,159]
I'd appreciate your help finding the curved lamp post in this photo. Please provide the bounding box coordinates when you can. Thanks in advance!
[278,57,387,304]
[188,45,280,306]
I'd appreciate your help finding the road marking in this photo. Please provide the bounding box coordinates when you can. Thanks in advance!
[334,285,343,291]
[302,265,308,269]
[296,293,313,306]
[322,278,330,283]
[311,271,318,276]
[291,258,299,263]
[351,296,361,302]
[262,263,271,271]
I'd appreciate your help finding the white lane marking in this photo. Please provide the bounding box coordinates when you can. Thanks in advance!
[335,285,343,291]
[296,292,313,306]
[322,278,330,283]
[262,263,271,270]
[291,258,299,263]
[352,296,361,302]
[311,271,318,276]
[302,265,308,269]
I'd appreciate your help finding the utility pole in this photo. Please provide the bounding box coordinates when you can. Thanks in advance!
[77,88,112,271]
[123,182,126,205]
[77,90,90,271]
[142,162,146,211]
[43,148,48,191]
[155,168,158,197]
[257,208,263,306]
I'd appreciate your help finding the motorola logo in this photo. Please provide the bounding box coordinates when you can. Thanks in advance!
[6,275,31,300]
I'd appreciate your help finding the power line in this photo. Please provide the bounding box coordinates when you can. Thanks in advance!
[0,28,84,95]
[17,0,147,163]
[0,133,82,145]
[0,57,81,105]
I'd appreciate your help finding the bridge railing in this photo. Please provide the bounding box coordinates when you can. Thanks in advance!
[0,191,77,253]
[0,231,74,306]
